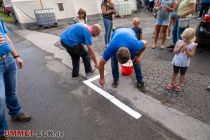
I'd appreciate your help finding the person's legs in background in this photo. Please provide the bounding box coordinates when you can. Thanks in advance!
[4,56,21,118]
[66,49,80,79]
[111,56,119,88]
[172,17,179,46]
[103,18,113,46]
[203,3,210,16]
[166,65,178,90]
[151,1,155,12]
[133,62,143,82]
[199,3,205,17]
[175,67,188,92]
[177,27,186,40]
[167,16,178,51]
[0,62,8,138]
[199,3,210,18]
[152,23,161,49]
[107,20,113,45]
[148,1,154,13]
[133,61,145,91]
[79,45,93,74]
[167,15,176,39]
[143,0,149,11]
[61,42,81,79]
[160,25,168,49]
[5,56,31,122]
[167,18,173,39]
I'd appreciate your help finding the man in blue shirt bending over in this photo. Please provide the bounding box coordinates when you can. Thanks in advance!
[99,28,147,91]
[60,23,101,79]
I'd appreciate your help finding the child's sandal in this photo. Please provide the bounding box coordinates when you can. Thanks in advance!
[175,85,182,92]
[166,83,174,90]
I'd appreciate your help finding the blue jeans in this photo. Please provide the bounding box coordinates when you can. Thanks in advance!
[172,17,186,45]
[111,56,143,82]
[103,18,113,45]
[0,55,21,136]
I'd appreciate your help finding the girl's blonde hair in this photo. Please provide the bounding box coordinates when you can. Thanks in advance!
[133,17,140,26]
[181,28,196,42]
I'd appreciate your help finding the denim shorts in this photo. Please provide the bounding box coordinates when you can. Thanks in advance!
[155,18,170,26]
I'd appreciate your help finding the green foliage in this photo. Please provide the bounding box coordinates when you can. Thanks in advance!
[0,8,14,23]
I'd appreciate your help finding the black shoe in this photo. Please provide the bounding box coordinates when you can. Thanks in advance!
[11,112,31,122]
[167,45,174,48]
[112,79,119,88]
[86,69,96,77]
[72,75,79,80]
[137,81,146,92]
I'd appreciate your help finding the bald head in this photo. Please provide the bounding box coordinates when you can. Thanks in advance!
[92,24,102,37]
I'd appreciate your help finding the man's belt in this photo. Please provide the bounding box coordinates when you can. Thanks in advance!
[0,53,10,60]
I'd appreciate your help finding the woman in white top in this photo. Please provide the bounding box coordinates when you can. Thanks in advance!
[73,8,87,24]
[166,28,197,92]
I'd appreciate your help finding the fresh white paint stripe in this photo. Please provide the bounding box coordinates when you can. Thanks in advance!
[87,72,107,82]
[87,75,101,82]
[83,76,142,119]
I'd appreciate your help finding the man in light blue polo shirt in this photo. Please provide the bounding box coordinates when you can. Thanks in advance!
[99,28,147,91]
[60,23,101,79]
[0,19,31,140]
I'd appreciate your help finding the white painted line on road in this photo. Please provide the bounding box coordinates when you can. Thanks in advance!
[87,74,100,82]
[83,75,142,119]
[87,72,107,82]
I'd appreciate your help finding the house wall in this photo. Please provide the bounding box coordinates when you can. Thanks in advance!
[11,0,137,24]
[42,0,101,20]
[42,0,76,20]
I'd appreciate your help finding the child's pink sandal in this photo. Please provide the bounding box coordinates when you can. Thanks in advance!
[166,83,174,90]
[175,84,182,92]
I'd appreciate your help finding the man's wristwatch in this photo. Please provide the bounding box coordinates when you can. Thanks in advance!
[13,55,20,59]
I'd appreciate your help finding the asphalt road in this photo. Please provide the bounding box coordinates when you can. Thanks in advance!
[5,31,183,140]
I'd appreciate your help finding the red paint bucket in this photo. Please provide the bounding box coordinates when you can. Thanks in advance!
[121,60,134,76]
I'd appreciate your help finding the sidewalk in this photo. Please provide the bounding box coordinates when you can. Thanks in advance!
[10,11,210,140]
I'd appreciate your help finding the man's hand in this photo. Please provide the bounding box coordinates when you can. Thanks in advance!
[99,78,105,88]
[95,64,99,69]
[15,57,24,69]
